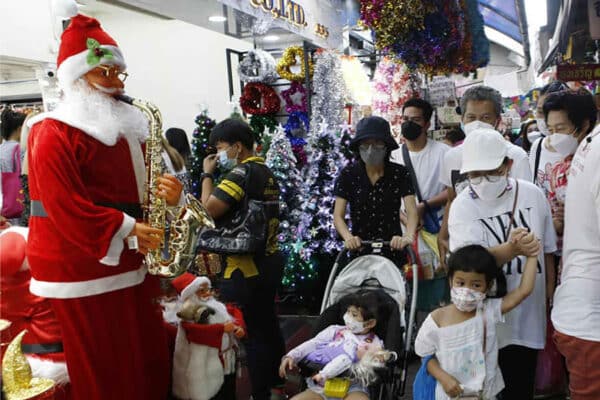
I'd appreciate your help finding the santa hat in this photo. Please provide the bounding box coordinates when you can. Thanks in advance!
[172,274,212,302]
[53,0,126,86]
[0,227,28,276]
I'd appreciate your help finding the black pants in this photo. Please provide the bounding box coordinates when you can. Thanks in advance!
[498,345,539,400]
[218,255,286,400]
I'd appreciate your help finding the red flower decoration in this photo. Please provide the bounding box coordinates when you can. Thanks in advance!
[239,83,281,115]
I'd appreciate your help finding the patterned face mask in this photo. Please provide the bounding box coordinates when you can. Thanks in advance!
[451,287,486,312]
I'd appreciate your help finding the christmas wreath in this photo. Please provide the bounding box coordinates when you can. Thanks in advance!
[239,83,281,115]
[281,81,308,113]
[238,49,278,83]
[276,46,314,82]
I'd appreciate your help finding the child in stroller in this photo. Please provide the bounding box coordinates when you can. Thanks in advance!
[279,292,397,400]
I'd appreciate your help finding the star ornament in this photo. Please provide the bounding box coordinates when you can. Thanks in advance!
[318,120,329,133]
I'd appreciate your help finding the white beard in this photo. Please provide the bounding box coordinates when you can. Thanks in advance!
[54,79,149,145]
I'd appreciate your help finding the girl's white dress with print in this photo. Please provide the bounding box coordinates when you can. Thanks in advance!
[415,299,505,400]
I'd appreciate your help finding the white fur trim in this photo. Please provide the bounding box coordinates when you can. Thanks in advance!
[180,277,212,301]
[27,356,70,385]
[173,327,224,400]
[57,45,126,86]
[99,213,135,266]
[30,265,147,298]
[28,111,146,147]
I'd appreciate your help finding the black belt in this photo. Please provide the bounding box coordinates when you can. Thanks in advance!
[21,342,64,355]
[31,200,143,219]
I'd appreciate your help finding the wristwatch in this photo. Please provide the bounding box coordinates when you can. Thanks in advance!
[201,173,214,182]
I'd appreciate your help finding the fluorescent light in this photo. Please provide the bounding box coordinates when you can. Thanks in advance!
[208,15,227,22]
[263,35,280,42]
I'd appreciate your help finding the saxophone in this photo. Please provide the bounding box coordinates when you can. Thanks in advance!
[118,95,216,278]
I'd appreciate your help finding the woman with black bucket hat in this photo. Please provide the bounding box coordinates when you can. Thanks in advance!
[333,116,419,264]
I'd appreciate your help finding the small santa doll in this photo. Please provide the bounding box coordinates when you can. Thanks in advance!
[0,227,70,399]
[171,274,245,400]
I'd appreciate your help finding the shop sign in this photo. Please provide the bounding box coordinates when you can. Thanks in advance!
[428,76,456,107]
[589,0,600,40]
[556,64,600,82]
[219,0,343,48]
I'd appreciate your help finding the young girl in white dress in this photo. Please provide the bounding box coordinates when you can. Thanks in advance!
[415,241,540,399]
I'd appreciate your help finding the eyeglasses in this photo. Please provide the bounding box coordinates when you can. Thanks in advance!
[468,174,505,185]
[96,65,128,82]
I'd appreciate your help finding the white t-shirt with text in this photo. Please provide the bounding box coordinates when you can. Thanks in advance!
[529,137,563,199]
[440,142,532,195]
[449,179,557,349]
[552,127,600,342]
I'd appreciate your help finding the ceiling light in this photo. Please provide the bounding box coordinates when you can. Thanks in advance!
[208,15,227,22]
[263,35,280,42]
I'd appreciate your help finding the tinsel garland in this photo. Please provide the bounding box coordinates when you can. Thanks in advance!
[360,0,489,74]
[249,114,277,144]
[341,55,372,106]
[276,46,314,82]
[189,111,216,198]
[240,83,281,115]
[281,81,308,113]
[283,111,309,167]
[238,49,279,83]
[309,51,346,139]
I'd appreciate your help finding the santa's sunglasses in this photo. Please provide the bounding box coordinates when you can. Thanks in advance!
[96,65,128,82]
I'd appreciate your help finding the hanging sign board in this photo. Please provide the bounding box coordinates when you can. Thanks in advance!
[556,64,600,82]
[428,76,456,107]
[589,0,600,39]
[219,0,344,49]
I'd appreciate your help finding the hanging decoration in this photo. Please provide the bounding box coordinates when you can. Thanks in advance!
[249,114,278,145]
[283,111,310,167]
[359,0,489,74]
[239,83,281,115]
[190,110,216,198]
[276,46,314,82]
[340,55,372,106]
[281,81,308,113]
[309,50,346,139]
[238,49,279,84]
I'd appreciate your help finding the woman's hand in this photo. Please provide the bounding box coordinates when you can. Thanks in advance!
[509,227,538,257]
[312,373,325,385]
[390,235,413,250]
[279,356,295,378]
[344,236,362,251]
[156,174,183,206]
[552,203,564,235]
[439,374,462,397]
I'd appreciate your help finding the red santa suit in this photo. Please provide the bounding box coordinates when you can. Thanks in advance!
[26,11,169,400]
[171,274,245,400]
[0,227,70,399]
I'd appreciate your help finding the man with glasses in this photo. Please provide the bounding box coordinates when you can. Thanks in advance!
[448,128,556,399]
[26,13,182,399]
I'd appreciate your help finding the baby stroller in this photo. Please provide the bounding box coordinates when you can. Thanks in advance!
[317,241,419,399]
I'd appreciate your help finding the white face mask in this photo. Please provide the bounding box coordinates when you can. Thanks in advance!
[218,147,237,170]
[469,176,508,201]
[527,130,543,144]
[343,312,366,334]
[536,118,550,136]
[461,120,495,136]
[548,133,579,158]
[451,287,486,312]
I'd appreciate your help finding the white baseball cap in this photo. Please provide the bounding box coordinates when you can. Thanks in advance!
[460,128,509,174]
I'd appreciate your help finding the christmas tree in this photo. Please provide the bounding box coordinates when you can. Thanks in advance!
[189,111,216,198]
[265,126,306,288]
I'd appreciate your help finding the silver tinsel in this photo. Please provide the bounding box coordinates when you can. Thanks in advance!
[238,49,279,84]
[309,51,346,139]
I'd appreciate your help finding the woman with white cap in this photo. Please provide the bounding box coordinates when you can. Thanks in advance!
[447,128,557,399]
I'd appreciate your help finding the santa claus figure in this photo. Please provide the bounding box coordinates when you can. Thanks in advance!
[25,2,182,399]
[0,227,70,399]
[171,274,245,400]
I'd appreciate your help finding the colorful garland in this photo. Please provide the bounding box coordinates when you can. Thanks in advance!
[238,49,279,84]
[249,114,278,142]
[239,83,281,115]
[276,46,314,82]
[281,82,308,113]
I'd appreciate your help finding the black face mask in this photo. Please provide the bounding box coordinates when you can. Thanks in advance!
[401,120,423,141]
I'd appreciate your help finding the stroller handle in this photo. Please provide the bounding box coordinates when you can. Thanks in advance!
[350,240,418,264]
